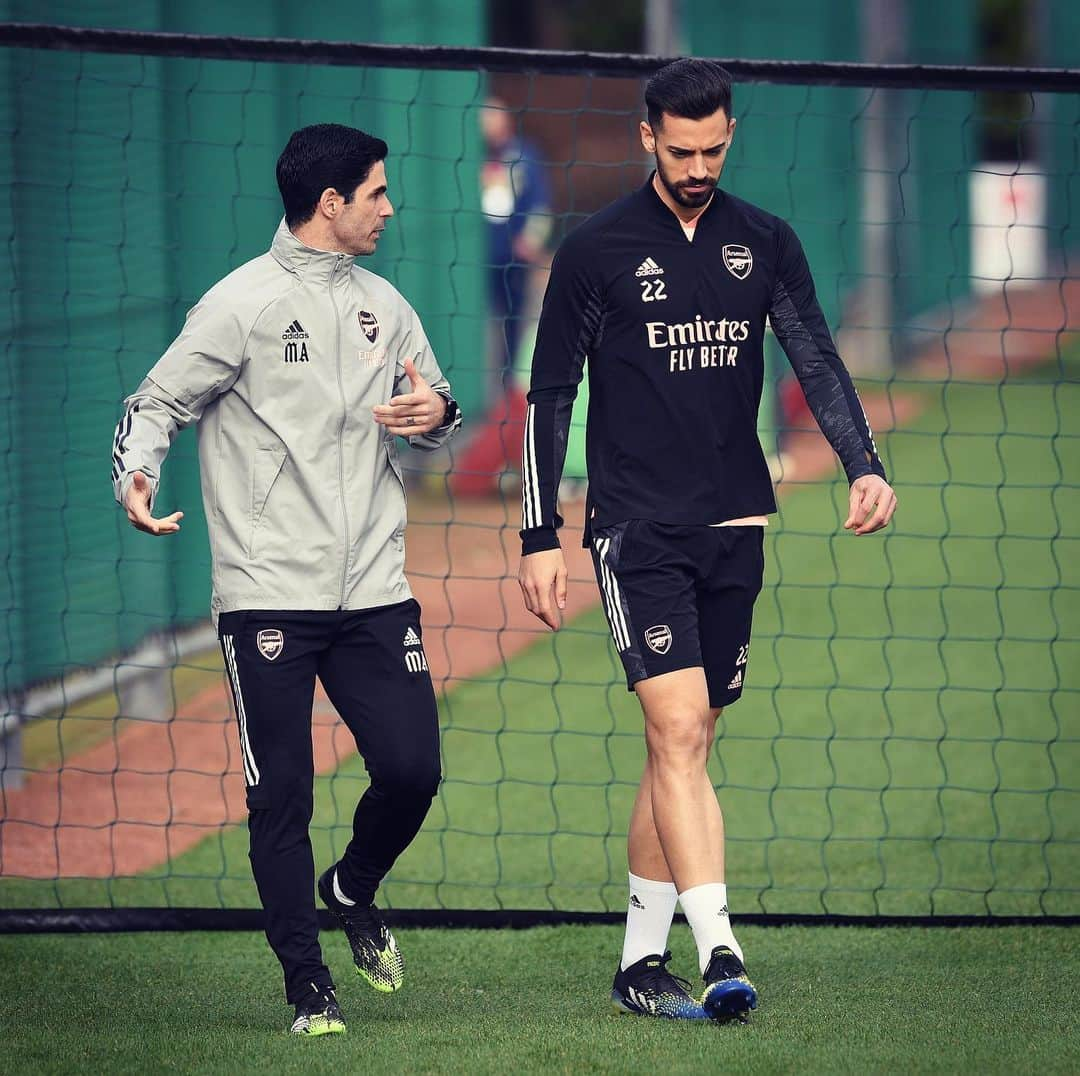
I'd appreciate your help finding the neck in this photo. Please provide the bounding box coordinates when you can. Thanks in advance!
[651,173,714,224]
[290,220,347,254]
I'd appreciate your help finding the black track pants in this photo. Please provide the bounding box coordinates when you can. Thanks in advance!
[218,600,440,1004]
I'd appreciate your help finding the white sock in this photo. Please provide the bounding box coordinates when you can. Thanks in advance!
[678,882,743,972]
[620,873,679,970]
[332,868,356,907]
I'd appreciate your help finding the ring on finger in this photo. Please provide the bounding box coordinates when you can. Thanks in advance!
[405,415,415,426]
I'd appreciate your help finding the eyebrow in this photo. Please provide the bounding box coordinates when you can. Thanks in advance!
[668,141,728,153]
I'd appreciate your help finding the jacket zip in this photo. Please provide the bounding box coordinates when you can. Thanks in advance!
[330,255,350,607]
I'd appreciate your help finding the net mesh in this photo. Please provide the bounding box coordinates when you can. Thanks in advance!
[1,38,1078,919]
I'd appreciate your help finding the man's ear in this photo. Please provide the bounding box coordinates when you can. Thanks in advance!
[317,187,341,219]
[640,120,656,153]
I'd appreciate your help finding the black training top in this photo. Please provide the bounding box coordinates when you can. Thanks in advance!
[520,177,886,555]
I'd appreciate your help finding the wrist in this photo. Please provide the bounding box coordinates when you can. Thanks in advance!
[435,393,459,429]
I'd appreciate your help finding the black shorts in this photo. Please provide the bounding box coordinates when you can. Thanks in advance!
[590,521,765,708]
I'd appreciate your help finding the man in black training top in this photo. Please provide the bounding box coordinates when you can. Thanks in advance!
[518,59,896,1022]
[112,124,461,1037]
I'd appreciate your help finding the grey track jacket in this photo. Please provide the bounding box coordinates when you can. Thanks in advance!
[111,219,462,622]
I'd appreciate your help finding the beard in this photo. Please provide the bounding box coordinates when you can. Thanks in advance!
[654,156,717,209]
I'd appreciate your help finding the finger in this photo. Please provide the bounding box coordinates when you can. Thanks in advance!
[381,421,430,437]
[141,512,184,536]
[157,511,184,532]
[843,485,865,530]
[532,584,561,631]
[374,405,427,425]
[554,565,568,611]
[521,581,546,622]
[126,510,149,533]
[532,603,558,631]
[373,404,406,419]
[539,607,560,631]
[386,392,424,408]
[857,491,896,535]
[403,357,425,387]
[518,578,537,615]
[525,580,552,627]
[854,492,888,534]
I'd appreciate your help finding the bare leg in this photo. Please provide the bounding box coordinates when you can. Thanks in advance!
[634,667,725,890]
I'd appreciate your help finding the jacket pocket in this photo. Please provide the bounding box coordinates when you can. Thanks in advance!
[383,440,408,545]
[249,444,288,559]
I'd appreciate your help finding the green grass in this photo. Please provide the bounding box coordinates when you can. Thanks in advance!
[3,925,1079,1074]
[3,355,1078,916]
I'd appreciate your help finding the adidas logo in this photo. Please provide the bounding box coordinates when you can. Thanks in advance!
[403,627,422,647]
[282,319,310,341]
[629,894,646,910]
[634,257,664,277]
[727,669,743,691]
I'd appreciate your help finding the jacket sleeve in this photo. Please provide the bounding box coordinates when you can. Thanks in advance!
[396,305,462,451]
[519,237,601,555]
[769,220,886,485]
[110,296,246,507]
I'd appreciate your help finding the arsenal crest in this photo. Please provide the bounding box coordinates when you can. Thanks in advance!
[644,624,673,655]
[256,629,284,661]
[357,310,379,344]
[722,244,753,280]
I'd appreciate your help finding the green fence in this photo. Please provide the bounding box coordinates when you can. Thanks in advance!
[1,1,485,692]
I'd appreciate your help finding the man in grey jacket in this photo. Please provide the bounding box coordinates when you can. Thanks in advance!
[111,123,461,1037]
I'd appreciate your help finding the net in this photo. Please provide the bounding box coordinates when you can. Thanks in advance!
[1,27,1078,924]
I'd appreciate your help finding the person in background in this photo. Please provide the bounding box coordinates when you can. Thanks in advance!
[452,99,552,497]
[481,96,553,383]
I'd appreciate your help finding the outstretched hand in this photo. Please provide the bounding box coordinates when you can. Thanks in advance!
[373,358,447,436]
[844,474,897,535]
[124,471,183,535]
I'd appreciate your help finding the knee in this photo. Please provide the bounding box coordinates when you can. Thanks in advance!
[644,712,711,767]
[246,776,315,851]
[372,753,441,804]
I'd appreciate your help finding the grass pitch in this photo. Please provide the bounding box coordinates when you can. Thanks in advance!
[3,924,1079,1074]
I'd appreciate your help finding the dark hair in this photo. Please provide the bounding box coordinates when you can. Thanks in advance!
[645,58,733,130]
[276,123,389,228]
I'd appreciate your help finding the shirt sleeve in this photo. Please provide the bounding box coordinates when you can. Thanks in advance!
[110,296,246,507]
[769,220,886,484]
[519,237,602,555]
[395,304,462,451]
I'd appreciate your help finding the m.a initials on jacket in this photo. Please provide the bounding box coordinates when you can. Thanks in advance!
[111,219,461,621]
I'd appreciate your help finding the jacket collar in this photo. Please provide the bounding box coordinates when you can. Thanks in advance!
[270,218,358,283]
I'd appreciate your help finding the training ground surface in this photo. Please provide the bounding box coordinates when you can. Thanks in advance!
[3,924,1079,1074]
